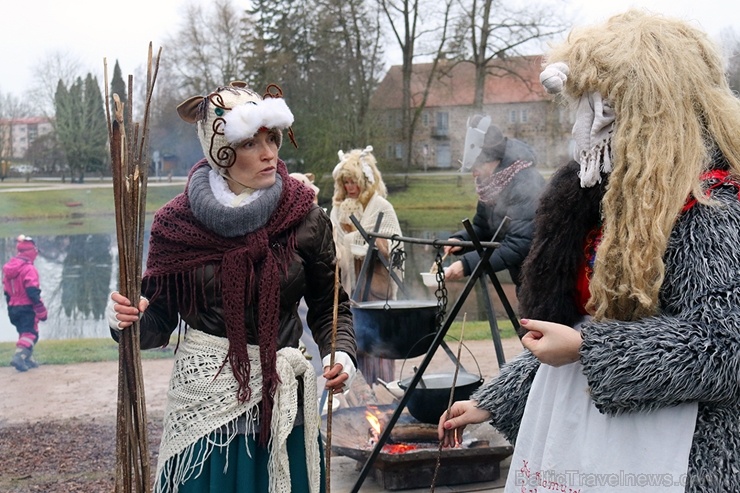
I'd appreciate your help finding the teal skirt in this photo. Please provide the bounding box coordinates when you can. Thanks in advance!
[161,425,326,493]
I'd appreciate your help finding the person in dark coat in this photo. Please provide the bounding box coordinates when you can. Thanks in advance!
[108,82,356,493]
[443,117,545,289]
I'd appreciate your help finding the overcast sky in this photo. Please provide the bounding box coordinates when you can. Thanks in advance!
[2,0,739,102]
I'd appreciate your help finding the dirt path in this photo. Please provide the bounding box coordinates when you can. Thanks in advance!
[0,338,524,426]
[0,339,524,492]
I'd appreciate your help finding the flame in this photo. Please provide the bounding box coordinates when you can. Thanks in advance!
[365,411,382,435]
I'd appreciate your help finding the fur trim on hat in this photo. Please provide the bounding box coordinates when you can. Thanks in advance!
[223,98,294,145]
[177,83,294,172]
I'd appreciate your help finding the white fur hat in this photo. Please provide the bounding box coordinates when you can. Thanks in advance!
[177,82,295,171]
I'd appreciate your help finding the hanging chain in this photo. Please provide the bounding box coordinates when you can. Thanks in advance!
[384,239,406,307]
[390,238,406,272]
[434,248,448,329]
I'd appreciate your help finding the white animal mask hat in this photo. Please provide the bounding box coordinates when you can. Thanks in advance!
[177,82,296,172]
[333,145,376,185]
[460,115,506,172]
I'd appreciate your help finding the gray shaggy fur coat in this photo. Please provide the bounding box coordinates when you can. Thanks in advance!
[472,160,740,492]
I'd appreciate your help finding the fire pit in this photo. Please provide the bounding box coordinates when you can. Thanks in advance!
[323,405,513,490]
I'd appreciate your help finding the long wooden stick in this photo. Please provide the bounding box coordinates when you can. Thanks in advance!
[430,313,467,492]
[325,261,341,493]
[106,43,162,493]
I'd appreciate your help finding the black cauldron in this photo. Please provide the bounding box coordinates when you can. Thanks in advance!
[351,300,439,359]
[398,371,484,424]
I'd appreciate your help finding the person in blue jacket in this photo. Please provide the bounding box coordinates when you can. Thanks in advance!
[444,118,545,289]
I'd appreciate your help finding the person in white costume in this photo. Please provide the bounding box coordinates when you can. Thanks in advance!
[329,146,402,385]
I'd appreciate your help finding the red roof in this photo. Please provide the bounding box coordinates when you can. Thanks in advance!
[0,117,53,125]
[371,55,547,109]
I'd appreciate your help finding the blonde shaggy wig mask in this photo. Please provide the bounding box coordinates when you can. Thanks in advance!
[331,146,388,207]
[545,9,740,321]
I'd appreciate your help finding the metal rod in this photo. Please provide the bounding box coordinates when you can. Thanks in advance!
[462,219,521,339]
[356,229,500,250]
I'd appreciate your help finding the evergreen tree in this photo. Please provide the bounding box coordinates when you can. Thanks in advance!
[54,74,109,182]
[109,60,129,128]
[82,74,109,177]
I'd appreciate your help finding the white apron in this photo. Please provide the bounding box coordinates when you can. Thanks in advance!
[505,339,697,492]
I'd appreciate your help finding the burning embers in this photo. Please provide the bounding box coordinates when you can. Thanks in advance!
[324,405,514,490]
[365,407,436,447]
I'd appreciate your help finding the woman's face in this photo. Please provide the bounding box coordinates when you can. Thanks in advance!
[343,177,361,199]
[227,130,279,192]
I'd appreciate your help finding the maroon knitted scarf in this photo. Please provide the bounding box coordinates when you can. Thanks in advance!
[476,159,533,205]
[144,158,315,442]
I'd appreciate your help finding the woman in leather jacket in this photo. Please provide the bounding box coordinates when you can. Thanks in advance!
[109,82,356,493]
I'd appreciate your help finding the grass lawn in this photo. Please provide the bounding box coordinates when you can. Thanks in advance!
[0,319,516,367]
[0,172,479,235]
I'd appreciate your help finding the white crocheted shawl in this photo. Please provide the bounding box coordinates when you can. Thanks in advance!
[155,329,320,493]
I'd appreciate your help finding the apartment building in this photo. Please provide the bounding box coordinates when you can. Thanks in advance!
[0,117,54,160]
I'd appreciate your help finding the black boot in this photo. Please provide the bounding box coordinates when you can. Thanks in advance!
[26,352,39,369]
[10,348,30,372]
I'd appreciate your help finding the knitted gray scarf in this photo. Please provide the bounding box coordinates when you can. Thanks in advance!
[187,166,283,238]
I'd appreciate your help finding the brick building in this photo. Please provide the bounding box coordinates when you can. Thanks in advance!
[370,56,573,170]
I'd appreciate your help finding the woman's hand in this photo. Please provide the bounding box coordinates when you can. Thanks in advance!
[107,291,149,330]
[437,400,491,447]
[443,260,465,281]
[323,363,350,394]
[520,318,582,367]
[322,351,356,394]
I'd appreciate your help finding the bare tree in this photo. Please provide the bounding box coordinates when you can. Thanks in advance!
[0,92,32,180]
[29,51,84,116]
[449,0,569,108]
[161,0,248,96]
[302,0,386,156]
[378,0,455,171]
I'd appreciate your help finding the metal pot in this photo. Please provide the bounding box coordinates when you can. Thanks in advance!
[398,372,484,424]
[351,300,439,359]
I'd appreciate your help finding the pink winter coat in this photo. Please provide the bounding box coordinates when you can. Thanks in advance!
[2,255,41,306]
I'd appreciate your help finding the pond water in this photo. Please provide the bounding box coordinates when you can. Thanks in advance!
[1,219,510,342]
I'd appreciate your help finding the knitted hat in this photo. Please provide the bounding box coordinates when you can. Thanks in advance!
[460,114,507,171]
[176,82,295,172]
[16,235,37,257]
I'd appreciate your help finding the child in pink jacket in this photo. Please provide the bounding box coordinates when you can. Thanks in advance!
[2,235,47,371]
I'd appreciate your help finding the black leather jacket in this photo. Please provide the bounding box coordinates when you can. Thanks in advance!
[134,204,356,363]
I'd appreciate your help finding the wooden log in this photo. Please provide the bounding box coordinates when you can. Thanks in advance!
[389,423,439,443]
